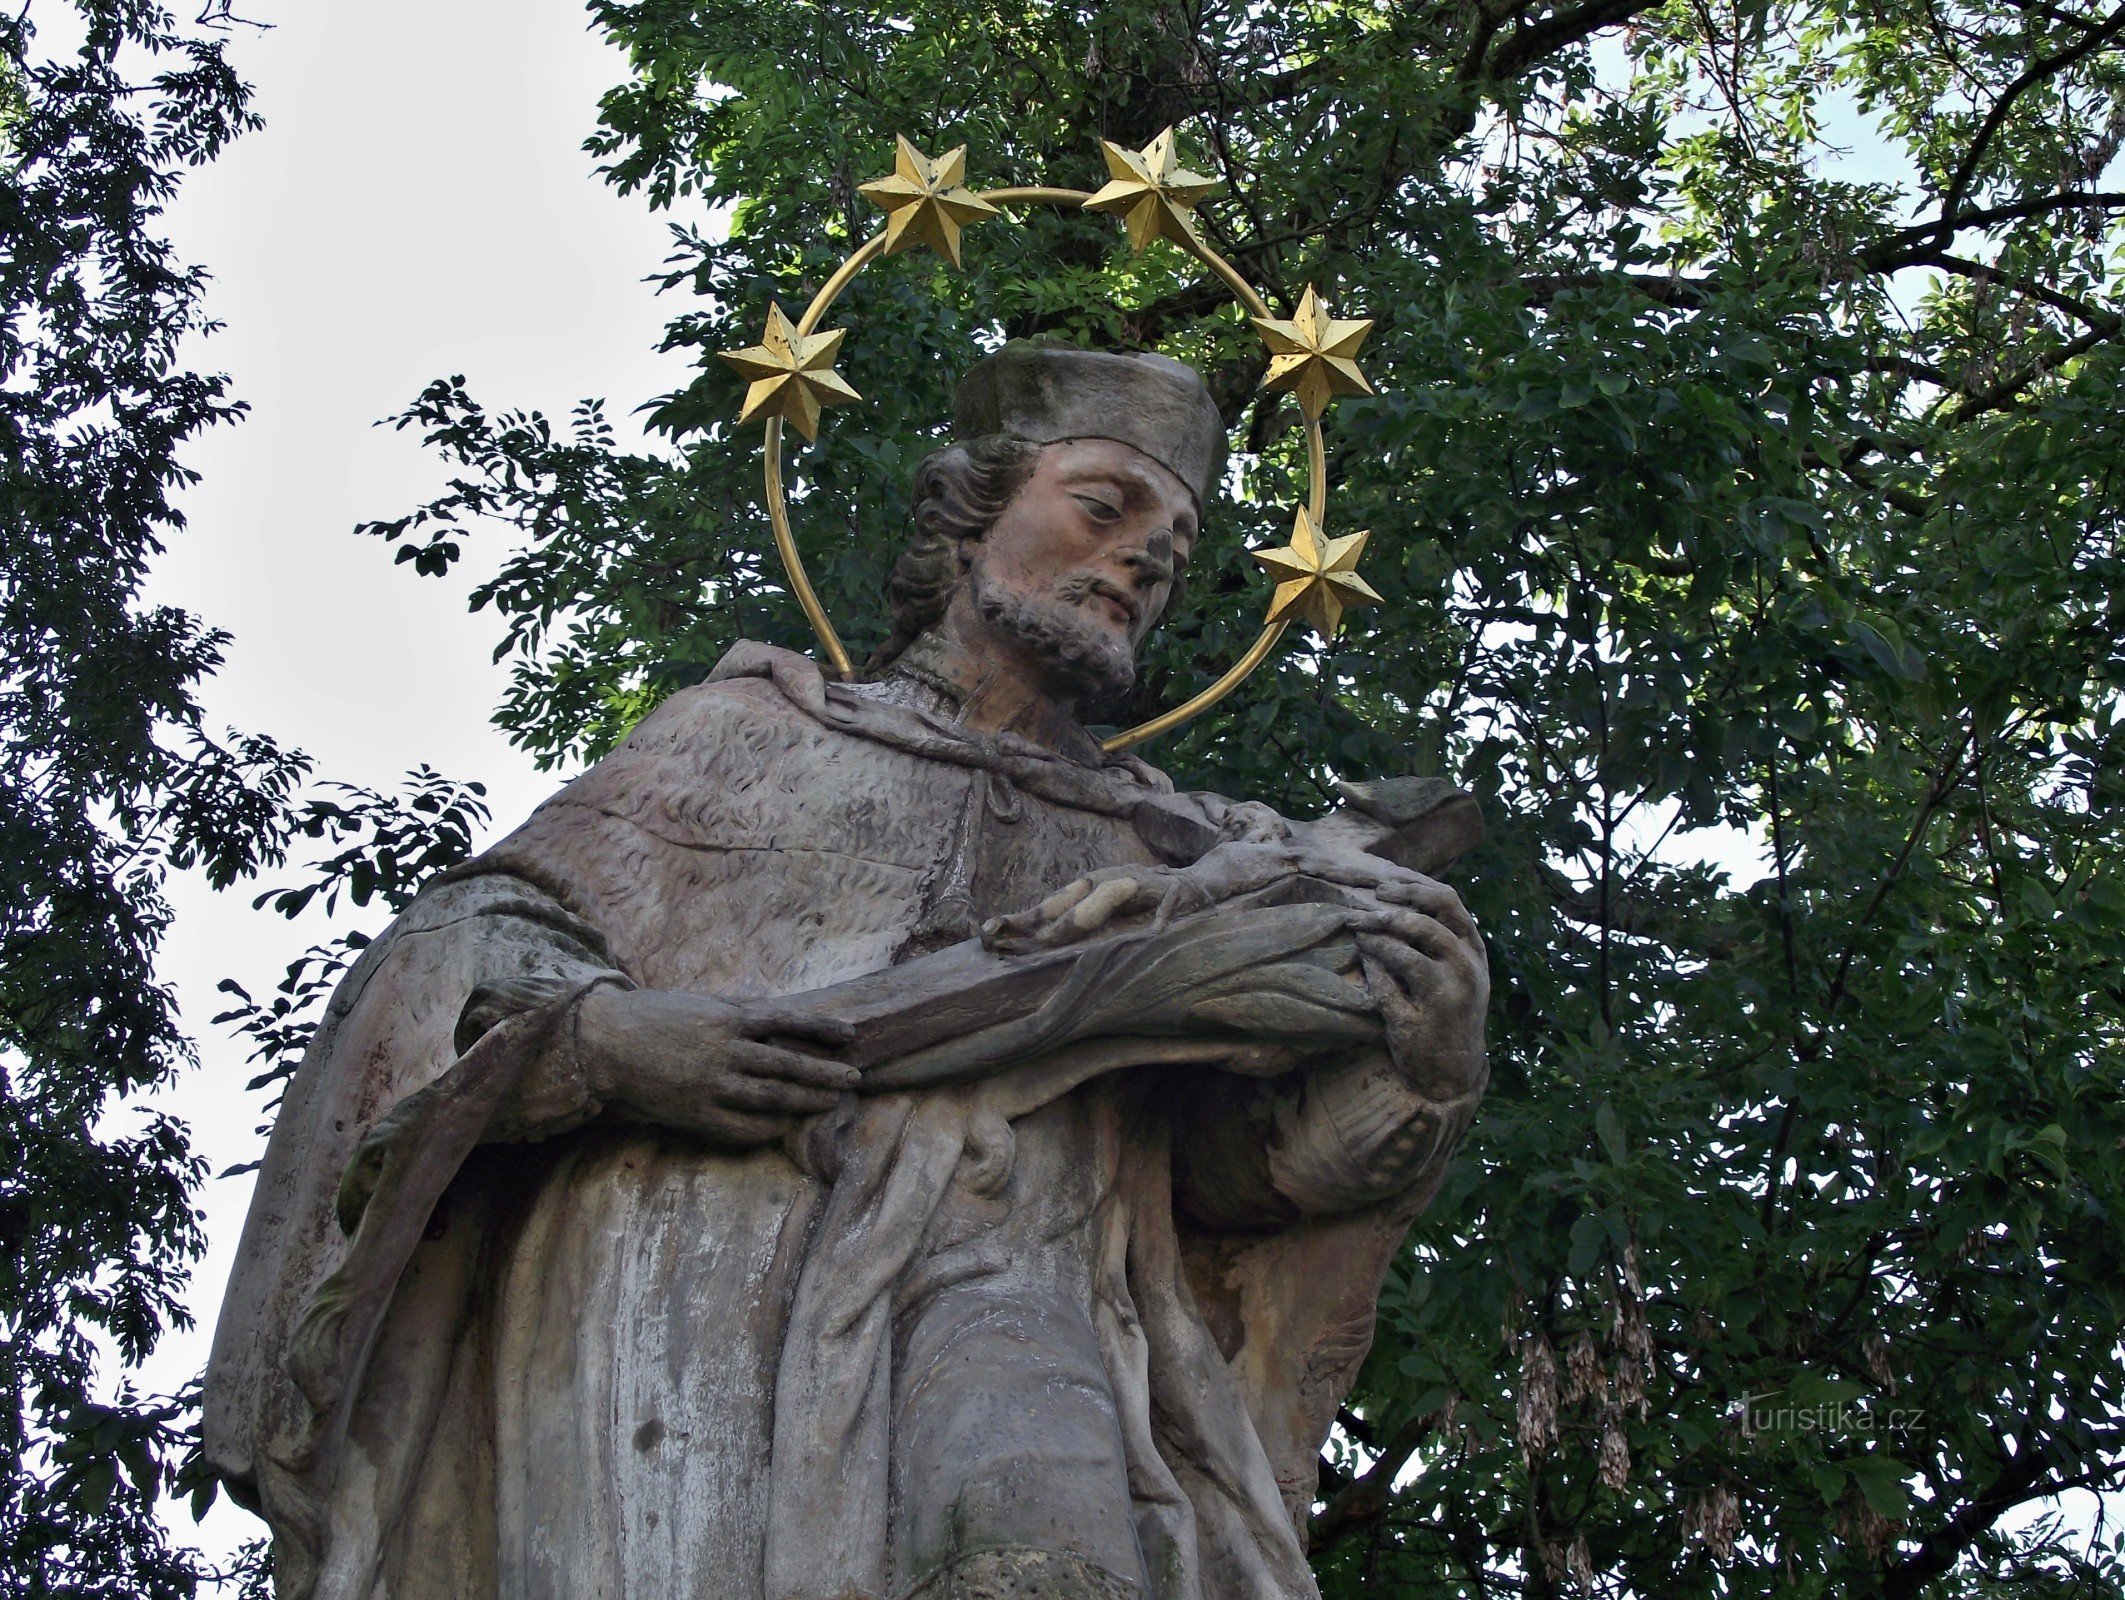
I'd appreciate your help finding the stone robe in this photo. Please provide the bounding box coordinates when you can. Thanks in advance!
[203,642,1484,1600]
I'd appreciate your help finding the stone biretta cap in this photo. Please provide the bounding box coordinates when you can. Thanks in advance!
[954,342,1228,506]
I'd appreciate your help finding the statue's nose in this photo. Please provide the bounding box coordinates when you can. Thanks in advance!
[1120,529,1176,588]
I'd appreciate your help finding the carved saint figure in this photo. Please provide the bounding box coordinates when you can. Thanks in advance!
[204,345,1490,1600]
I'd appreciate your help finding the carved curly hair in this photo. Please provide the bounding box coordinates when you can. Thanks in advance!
[871,434,1042,669]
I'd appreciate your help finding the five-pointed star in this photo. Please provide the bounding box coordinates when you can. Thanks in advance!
[1252,506,1382,638]
[717,303,862,442]
[856,135,1000,268]
[1253,285,1375,420]
[1083,128,1221,254]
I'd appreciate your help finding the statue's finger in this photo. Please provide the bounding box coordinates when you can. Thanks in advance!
[721,1062,848,1115]
[1036,878,1095,921]
[979,912,1036,952]
[1037,875,1141,945]
[1356,931,1444,993]
[1376,877,1479,941]
[707,1074,818,1114]
[1357,940,1423,1033]
[1076,876,1143,922]
[1361,935,1481,1028]
[1354,907,1459,960]
[750,1008,857,1048]
[731,1042,861,1093]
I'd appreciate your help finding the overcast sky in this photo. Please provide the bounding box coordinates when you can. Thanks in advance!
[137,1,685,1565]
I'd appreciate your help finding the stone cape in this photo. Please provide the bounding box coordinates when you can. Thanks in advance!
[204,641,1479,1600]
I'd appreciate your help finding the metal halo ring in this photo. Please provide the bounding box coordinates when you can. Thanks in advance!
[759,185,1329,754]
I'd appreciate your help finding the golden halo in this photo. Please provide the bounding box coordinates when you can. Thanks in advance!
[719,130,1377,754]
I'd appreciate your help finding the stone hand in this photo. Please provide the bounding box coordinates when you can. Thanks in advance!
[1351,880,1489,1102]
[574,986,859,1146]
[981,866,1212,953]
[1195,793,1291,845]
[980,836,1457,956]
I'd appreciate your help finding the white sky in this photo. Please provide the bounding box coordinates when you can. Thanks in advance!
[137,0,682,1566]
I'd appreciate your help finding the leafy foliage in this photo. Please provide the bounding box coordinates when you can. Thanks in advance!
[213,768,492,1170]
[363,0,2125,1593]
[0,2,301,1591]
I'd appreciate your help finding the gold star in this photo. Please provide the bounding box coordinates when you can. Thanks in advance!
[1252,507,1382,638]
[1083,128,1221,254]
[717,303,862,442]
[1252,285,1374,420]
[856,135,1000,268]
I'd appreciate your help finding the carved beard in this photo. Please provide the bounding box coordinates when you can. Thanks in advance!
[970,569,1138,701]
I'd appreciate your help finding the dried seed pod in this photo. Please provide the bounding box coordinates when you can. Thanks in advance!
[1541,1539,1573,1587]
[1836,1493,1902,1561]
[1568,1531,1594,1588]
[1620,1236,1645,1299]
[1598,1420,1630,1489]
[1517,1329,1560,1462]
[1864,1332,1895,1392]
[1611,1346,1648,1419]
[1690,1485,1741,1560]
[1564,1329,1603,1405]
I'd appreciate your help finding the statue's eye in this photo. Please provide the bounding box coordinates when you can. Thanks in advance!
[1073,494,1122,523]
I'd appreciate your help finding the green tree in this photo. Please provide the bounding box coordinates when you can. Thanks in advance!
[363,0,2125,1593]
[3,4,298,1593]
[0,7,550,1595]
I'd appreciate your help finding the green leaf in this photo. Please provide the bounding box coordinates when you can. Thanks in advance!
[1596,1100,1628,1165]
[1845,1454,1914,1518]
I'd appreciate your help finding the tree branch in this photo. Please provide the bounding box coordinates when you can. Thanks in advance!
[1940,322,2115,422]
[1514,270,1715,309]
[1311,1404,1448,1552]
[1902,249,2124,334]
[1882,1442,2059,1598]
[1479,0,1664,83]
[1538,863,1749,958]
[1513,193,2125,319]
[1859,353,1955,386]
[2002,0,2116,32]
[1932,3,2125,238]
[1816,727,1975,1033]
[1859,189,2125,266]
[1336,1404,1380,1449]
[1805,447,1935,518]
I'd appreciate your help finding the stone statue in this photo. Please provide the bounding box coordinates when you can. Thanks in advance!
[203,343,1490,1600]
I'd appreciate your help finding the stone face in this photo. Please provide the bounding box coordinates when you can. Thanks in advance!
[205,356,1489,1600]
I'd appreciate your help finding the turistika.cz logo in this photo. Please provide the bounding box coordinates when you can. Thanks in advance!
[1731,1391,1924,1441]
